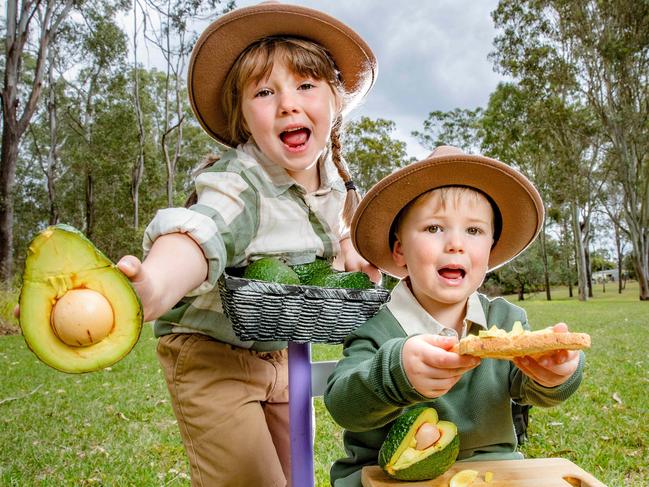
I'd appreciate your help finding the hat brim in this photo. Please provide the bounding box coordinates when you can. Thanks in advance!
[351,153,544,278]
[188,3,377,147]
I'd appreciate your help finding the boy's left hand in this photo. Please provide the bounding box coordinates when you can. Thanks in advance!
[339,237,381,283]
[513,323,580,387]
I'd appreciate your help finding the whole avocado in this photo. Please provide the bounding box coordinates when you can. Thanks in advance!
[379,406,459,481]
[243,257,300,285]
[323,271,374,289]
[291,259,335,286]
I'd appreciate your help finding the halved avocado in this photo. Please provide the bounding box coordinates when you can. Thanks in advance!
[379,406,460,481]
[19,224,143,373]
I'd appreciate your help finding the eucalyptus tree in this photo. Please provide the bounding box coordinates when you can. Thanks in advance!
[1,0,73,281]
[342,116,411,194]
[138,0,234,207]
[412,108,483,154]
[491,0,649,300]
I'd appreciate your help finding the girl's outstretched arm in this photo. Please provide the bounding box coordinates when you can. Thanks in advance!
[117,233,208,322]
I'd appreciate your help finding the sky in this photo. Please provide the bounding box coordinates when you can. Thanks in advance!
[128,0,505,160]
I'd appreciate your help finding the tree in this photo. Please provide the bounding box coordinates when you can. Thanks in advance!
[342,116,412,193]
[491,0,649,300]
[412,108,483,154]
[1,0,73,282]
[140,0,234,207]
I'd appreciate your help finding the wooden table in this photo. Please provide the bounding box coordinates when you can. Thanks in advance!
[362,458,607,486]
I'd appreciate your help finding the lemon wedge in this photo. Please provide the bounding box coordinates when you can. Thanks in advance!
[449,469,479,487]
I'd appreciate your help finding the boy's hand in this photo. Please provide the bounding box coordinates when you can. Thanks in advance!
[513,323,580,387]
[339,237,381,283]
[403,334,481,398]
[117,255,158,322]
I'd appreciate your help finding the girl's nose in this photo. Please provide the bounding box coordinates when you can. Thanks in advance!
[278,92,299,115]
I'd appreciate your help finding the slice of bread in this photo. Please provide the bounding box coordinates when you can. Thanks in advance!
[453,328,591,360]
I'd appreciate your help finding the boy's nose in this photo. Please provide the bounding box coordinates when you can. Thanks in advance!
[444,231,465,253]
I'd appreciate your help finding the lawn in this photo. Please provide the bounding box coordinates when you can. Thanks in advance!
[1,282,647,486]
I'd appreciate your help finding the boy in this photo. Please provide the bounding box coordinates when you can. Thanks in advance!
[324,146,585,487]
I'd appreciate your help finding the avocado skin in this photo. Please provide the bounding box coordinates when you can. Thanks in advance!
[322,271,374,289]
[291,259,335,286]
[19,224,143,374]
[243,257,301,285]
[379,407,460,481]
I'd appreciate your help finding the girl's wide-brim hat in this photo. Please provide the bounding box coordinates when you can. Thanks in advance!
[351,146,545,278]
[188,2,377,147]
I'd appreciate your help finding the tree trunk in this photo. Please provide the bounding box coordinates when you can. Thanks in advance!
[0,127,19,281]
[46,49,59,225]
[570,201,588,301]
[540,221,551,301]
[131,5,145,229]
[85,172,94,239]
[0,0,73,282]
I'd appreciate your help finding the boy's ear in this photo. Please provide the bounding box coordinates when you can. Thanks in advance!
[391,238,407,268]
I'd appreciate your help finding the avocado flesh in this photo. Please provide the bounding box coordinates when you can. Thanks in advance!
[19,224,143,374]
[379,407,460,481]
[392,421,458,470]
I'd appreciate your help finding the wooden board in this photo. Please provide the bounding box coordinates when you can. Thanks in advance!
[361,458,607,487]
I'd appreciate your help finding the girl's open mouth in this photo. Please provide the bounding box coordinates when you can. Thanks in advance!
[280,127,311,150]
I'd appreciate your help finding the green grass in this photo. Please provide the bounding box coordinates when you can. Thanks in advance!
[1,282,647,486]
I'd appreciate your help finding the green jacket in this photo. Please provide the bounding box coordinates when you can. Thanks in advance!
[324,284,585,487]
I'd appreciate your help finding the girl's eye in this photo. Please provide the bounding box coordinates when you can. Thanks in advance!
[254,88,272,98]
[299,82,316,90]
[426,225,441,234]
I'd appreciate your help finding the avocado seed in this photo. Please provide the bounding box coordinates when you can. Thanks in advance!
[414,422,441,450]
[52,289,114,347]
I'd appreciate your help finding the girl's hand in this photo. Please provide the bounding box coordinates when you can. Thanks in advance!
[117,255,159,322]
[403,334,481,398]
[339,237,381,283]
[513,323,580,387]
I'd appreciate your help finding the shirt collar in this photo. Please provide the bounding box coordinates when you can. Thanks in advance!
[238,140,345,195]
[386,279,487,338]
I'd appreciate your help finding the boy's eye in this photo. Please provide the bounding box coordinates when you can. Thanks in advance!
[426,225,441,234]
[467,227,483,235]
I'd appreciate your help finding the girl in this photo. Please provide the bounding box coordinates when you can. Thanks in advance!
[116,3,379,486]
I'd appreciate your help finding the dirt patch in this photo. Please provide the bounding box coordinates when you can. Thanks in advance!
[0,320,20,336]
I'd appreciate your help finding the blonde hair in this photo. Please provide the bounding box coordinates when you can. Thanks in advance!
[390,186,501,249]
[219,36,361,231]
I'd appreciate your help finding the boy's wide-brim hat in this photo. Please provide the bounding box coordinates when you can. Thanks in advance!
[188,2,377,147]
[352,146,545,278]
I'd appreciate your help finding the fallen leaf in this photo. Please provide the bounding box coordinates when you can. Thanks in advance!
[117,411,130,421]
[612,392,623,405]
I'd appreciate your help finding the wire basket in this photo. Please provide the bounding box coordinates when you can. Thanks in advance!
[218,273,391,344]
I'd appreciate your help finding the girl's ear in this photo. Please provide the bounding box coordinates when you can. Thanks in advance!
[392,238,407,268]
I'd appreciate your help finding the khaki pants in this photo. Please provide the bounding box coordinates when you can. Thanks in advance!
[157,333,290,487]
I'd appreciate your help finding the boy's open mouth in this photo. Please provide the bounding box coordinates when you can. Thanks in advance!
[280,127,311,149]
[438,267,466,280]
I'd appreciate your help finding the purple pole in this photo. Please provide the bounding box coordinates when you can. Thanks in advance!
[288,341,314,487]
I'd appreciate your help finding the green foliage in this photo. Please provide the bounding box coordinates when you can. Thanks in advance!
[412,107,483,153]
[343,116,412,193]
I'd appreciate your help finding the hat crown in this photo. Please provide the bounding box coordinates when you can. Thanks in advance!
[429,145,464,157]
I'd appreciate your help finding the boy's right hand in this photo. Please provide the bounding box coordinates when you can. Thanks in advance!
[117,255,158,322]
[403,334,481,398]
